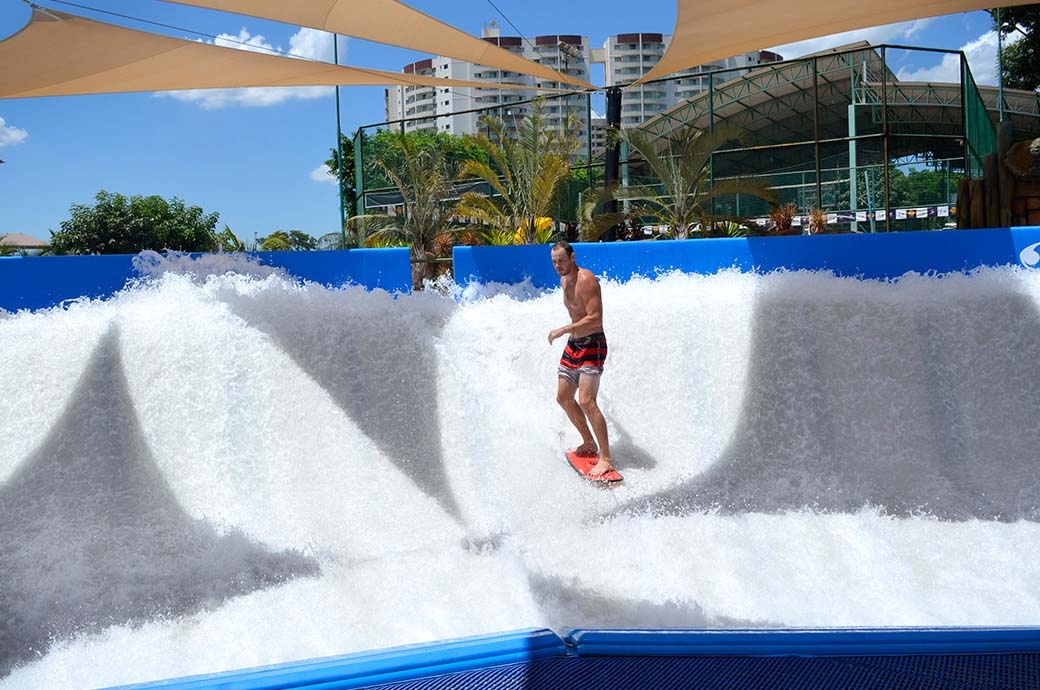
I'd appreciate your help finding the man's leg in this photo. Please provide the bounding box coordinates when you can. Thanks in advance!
[557,375,596,455]
[577,374,612,475]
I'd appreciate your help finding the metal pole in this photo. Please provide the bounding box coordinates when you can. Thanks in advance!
[998,7,1006,123]
[592,86,623,241]
[813,57,822,214]
[333,34,347,247]
[604,86,622,214]
[586,92,593,187]
[881,47,891,231]
[864,169,876,233]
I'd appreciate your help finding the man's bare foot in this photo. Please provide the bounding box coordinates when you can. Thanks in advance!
[568,443,598,457]
[588,457,614,476]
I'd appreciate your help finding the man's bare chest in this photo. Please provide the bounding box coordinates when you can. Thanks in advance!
[562,283,583,312]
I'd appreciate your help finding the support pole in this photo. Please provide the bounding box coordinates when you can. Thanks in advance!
[849,103,858,233]
[333,34,346,247]
[603,86,624,240]
[586,92,593,187]
[998,7,1006,123]
[604,86,622,225]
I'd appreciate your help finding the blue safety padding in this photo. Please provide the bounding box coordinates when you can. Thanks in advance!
[105,628,566,690]
[452,227,1040,289]
[106,627,1040,690]
[563,627,1040,657]
[359,653,1040,690]
[0,248,412,312]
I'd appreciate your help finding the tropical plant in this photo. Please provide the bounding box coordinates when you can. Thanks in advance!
[346,131,455,287]
[585,125,778,240]
[215,225,246,251]
[807,208,828,234]
[454,100,581,245]
[768,203,798,235]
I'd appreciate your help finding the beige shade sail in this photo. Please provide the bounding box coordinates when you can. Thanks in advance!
[636,0,1035,85]
[0,9,568,99]
[167,0,592,88]
[0,233,49,248]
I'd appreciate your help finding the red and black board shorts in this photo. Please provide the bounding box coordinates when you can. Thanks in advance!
[558,332,607,385]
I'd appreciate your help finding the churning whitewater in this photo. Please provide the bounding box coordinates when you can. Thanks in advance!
[2,254,1040,689]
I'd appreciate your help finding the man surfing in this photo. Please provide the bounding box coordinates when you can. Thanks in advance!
[547,241,614,477]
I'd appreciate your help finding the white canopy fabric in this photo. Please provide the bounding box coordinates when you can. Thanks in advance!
[166,0,593,88]
[636,0,1036,84]
[0,10,567,99]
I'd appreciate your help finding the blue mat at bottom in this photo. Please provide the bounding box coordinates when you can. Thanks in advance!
[361,653,1040,690]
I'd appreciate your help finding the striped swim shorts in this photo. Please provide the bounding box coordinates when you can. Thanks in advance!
[558,332,608,386]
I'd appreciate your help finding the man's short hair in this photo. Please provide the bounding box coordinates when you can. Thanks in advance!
[552,240,573,256]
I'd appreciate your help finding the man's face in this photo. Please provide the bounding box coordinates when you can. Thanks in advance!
[551,248,575,276]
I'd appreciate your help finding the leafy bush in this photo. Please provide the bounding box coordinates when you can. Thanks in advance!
[50,191,219,254]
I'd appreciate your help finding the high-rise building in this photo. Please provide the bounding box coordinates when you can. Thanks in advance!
[384,25,782,139]
[385,24,591,142]
[603,33,782,126]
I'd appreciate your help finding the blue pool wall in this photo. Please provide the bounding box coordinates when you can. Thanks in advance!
[0,247,412,312]
[3,229,1040,313]
[107,627,1040,690]
[452,227,1040,288]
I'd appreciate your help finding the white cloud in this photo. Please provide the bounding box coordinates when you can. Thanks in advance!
[772,19,1021,88]
[310,164,338,185]
[770,19,934,60]
[159,28,348,109]
[897,29,1022,86]
[0,117,28,147]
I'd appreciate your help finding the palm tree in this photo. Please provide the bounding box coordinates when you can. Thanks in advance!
[588,124,778,240]
[454,100,581,245]
[215,225,246,251]
[347,132,455,287]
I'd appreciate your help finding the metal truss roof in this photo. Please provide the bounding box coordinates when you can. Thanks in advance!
[635,42,1040,176]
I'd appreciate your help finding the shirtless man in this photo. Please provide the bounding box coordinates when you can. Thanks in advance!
[547,241,613,476]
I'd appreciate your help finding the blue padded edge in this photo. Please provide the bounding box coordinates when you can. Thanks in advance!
[452,227,1040,289]
[562,627,1040,657]
[105,628,567,690]
[0,247,412,312]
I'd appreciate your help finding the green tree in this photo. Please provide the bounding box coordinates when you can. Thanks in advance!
[257,230,318,251]
[992,5,1040,91]
[590,125,777,239]
[454,100,582,245]
[347,131,456,287]
[326,132,358,220]
[50,191,219,254]
[365,129,487,187]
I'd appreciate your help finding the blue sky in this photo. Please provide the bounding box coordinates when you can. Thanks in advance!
[0,1,1006,243]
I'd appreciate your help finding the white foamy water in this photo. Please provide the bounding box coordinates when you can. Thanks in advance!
[2,259,1040,689]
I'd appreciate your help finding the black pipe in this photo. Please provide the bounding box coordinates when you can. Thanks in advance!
[602,86,623,240]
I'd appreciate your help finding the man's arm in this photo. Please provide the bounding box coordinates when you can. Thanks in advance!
[548,271,602,343]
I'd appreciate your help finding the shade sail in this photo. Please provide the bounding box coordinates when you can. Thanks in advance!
[0,10,566,99]
[636,0,1035,85]
[166,0,592,88]
[0,233,49,248]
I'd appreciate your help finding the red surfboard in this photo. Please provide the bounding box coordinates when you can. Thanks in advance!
[565,450,623,483]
